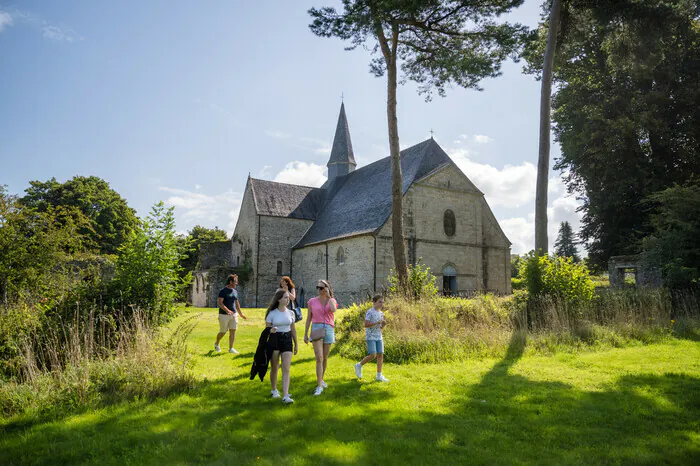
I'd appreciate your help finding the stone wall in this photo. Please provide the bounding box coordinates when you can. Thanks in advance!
[292,236,375,308]
[255,215,314,307]
[373,164,513,294]
[231,179,260,307]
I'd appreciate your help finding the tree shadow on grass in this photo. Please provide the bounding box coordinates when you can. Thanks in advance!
[2,332,699,465]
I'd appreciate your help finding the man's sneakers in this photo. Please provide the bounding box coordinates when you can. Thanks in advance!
[214,343,221,352]
[354,363,363,379]
[376,374,389,382]
[228,348,239,354]
[271,389,281,398]
[313,386,324,396]
[282,395,294,404]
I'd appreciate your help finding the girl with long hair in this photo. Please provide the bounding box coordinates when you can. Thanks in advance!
[265,289,298,404]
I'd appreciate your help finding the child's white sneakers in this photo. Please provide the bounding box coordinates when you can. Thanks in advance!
[354,363,363,379]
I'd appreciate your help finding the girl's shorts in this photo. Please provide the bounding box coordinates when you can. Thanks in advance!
[367,339,383,354]
[311,323,335,344]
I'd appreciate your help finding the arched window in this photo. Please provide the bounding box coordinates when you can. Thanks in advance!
[237,255,240,266]
[444,209,456,237]
[195,275,199,293]
[276,260,283,275]
[337,247,345,265]
[317,251,324,266]
[442,265,457,296]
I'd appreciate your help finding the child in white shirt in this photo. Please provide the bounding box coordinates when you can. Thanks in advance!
[353,294,389,382]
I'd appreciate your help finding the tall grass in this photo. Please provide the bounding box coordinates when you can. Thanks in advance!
[335,288,700,364]
[0,309,197,419]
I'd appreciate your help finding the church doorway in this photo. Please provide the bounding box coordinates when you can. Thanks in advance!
[442,265,457,296]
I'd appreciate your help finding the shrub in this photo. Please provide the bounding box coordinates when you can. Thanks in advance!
[520,253,595,303]
[386,260,438,300]
[0,310,197,419]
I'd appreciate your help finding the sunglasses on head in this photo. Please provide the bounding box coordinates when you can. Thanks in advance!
[317,286,326,290]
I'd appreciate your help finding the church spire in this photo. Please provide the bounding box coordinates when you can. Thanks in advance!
[327,102,356,183]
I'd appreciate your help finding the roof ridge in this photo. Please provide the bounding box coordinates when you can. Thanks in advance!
[250,177,324,190]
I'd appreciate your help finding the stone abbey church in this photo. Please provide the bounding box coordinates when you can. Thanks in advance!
[190,103,511,308]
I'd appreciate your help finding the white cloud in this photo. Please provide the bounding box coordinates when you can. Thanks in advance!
[265,130,292,139]
[258,165,272,177]
[473,134,493,144]
[448,148,537,208]
[0,11,13,32]
[194,184,202,191]
[42,24,82,42]
[2,9,82,42]
[499,188,583,255]
[274,161,327,187]
[159,186,242,236]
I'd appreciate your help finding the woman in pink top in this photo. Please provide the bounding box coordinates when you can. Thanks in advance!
[303,279,337,396]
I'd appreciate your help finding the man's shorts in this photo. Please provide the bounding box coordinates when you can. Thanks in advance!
[218,313,238,332]
[367,339,384,355]
[311,323,335,344]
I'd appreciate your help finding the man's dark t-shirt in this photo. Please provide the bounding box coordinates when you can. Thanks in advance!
[218,287,238,315]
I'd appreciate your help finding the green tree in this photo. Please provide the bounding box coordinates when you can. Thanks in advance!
[309,0,527,288]
[0,186,85,305]
[525,0,700,269]
[112,202,186,323]
[642,179,700,288]
[179,225,229,273]
[21,176,139,255]
[520,251,594,303]
[554,221,579,262]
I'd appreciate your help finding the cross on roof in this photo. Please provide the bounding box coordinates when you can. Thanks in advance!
[430,128,434,139]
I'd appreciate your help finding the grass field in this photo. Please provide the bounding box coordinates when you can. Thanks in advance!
[1,306,699,465]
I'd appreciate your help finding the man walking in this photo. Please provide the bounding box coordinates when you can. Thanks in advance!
[215,274,247,354]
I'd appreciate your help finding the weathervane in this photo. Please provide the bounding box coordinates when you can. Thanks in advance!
[430,128,434,139]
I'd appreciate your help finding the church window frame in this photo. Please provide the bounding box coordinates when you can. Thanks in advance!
[276,260,283,276]
[444,209,456,237]
[336,247,345,265]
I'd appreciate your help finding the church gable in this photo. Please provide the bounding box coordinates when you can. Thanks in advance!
[416,163,482,194]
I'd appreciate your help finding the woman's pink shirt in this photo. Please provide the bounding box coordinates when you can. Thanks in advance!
[307,296,337,326]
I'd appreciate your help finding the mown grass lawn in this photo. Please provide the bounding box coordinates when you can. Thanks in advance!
[1,306,699,465]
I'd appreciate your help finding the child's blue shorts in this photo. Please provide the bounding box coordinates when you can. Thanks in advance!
[366,339,383,354]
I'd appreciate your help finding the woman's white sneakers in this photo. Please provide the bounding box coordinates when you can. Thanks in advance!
[282,395,294,404]
[321,380,328,388]
[271,389,281,398]
[313,386,324,396]
[376,374,389,382]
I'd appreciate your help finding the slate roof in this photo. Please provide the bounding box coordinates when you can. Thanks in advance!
[250,178,325,220]
[294,138,452,248]
[327,102,356,167]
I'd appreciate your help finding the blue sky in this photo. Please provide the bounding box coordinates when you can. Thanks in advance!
[0,1,582,254]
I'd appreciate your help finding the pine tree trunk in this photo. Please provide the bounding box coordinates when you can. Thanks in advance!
[374,18,408,289]
[535,0,562,256]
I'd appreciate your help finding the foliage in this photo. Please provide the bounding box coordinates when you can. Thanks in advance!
[510,253,522,278]
[554,221,580,262]
[176,225,229,299]
[386,260,438,301]
[511,277,525,290]
[642,179,700,288]
[524,0,700,269]
[112,202,187,324]
[0,310,196,419]
[520,252,594,303]
[20,176,139,255]
[309,0,528,98]
[0,185,86,305]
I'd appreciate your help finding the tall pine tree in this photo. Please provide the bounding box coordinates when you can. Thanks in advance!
[554,221,579,262]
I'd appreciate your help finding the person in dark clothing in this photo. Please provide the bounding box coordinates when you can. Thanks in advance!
[214,274,248,354]
[250,327,273,382]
